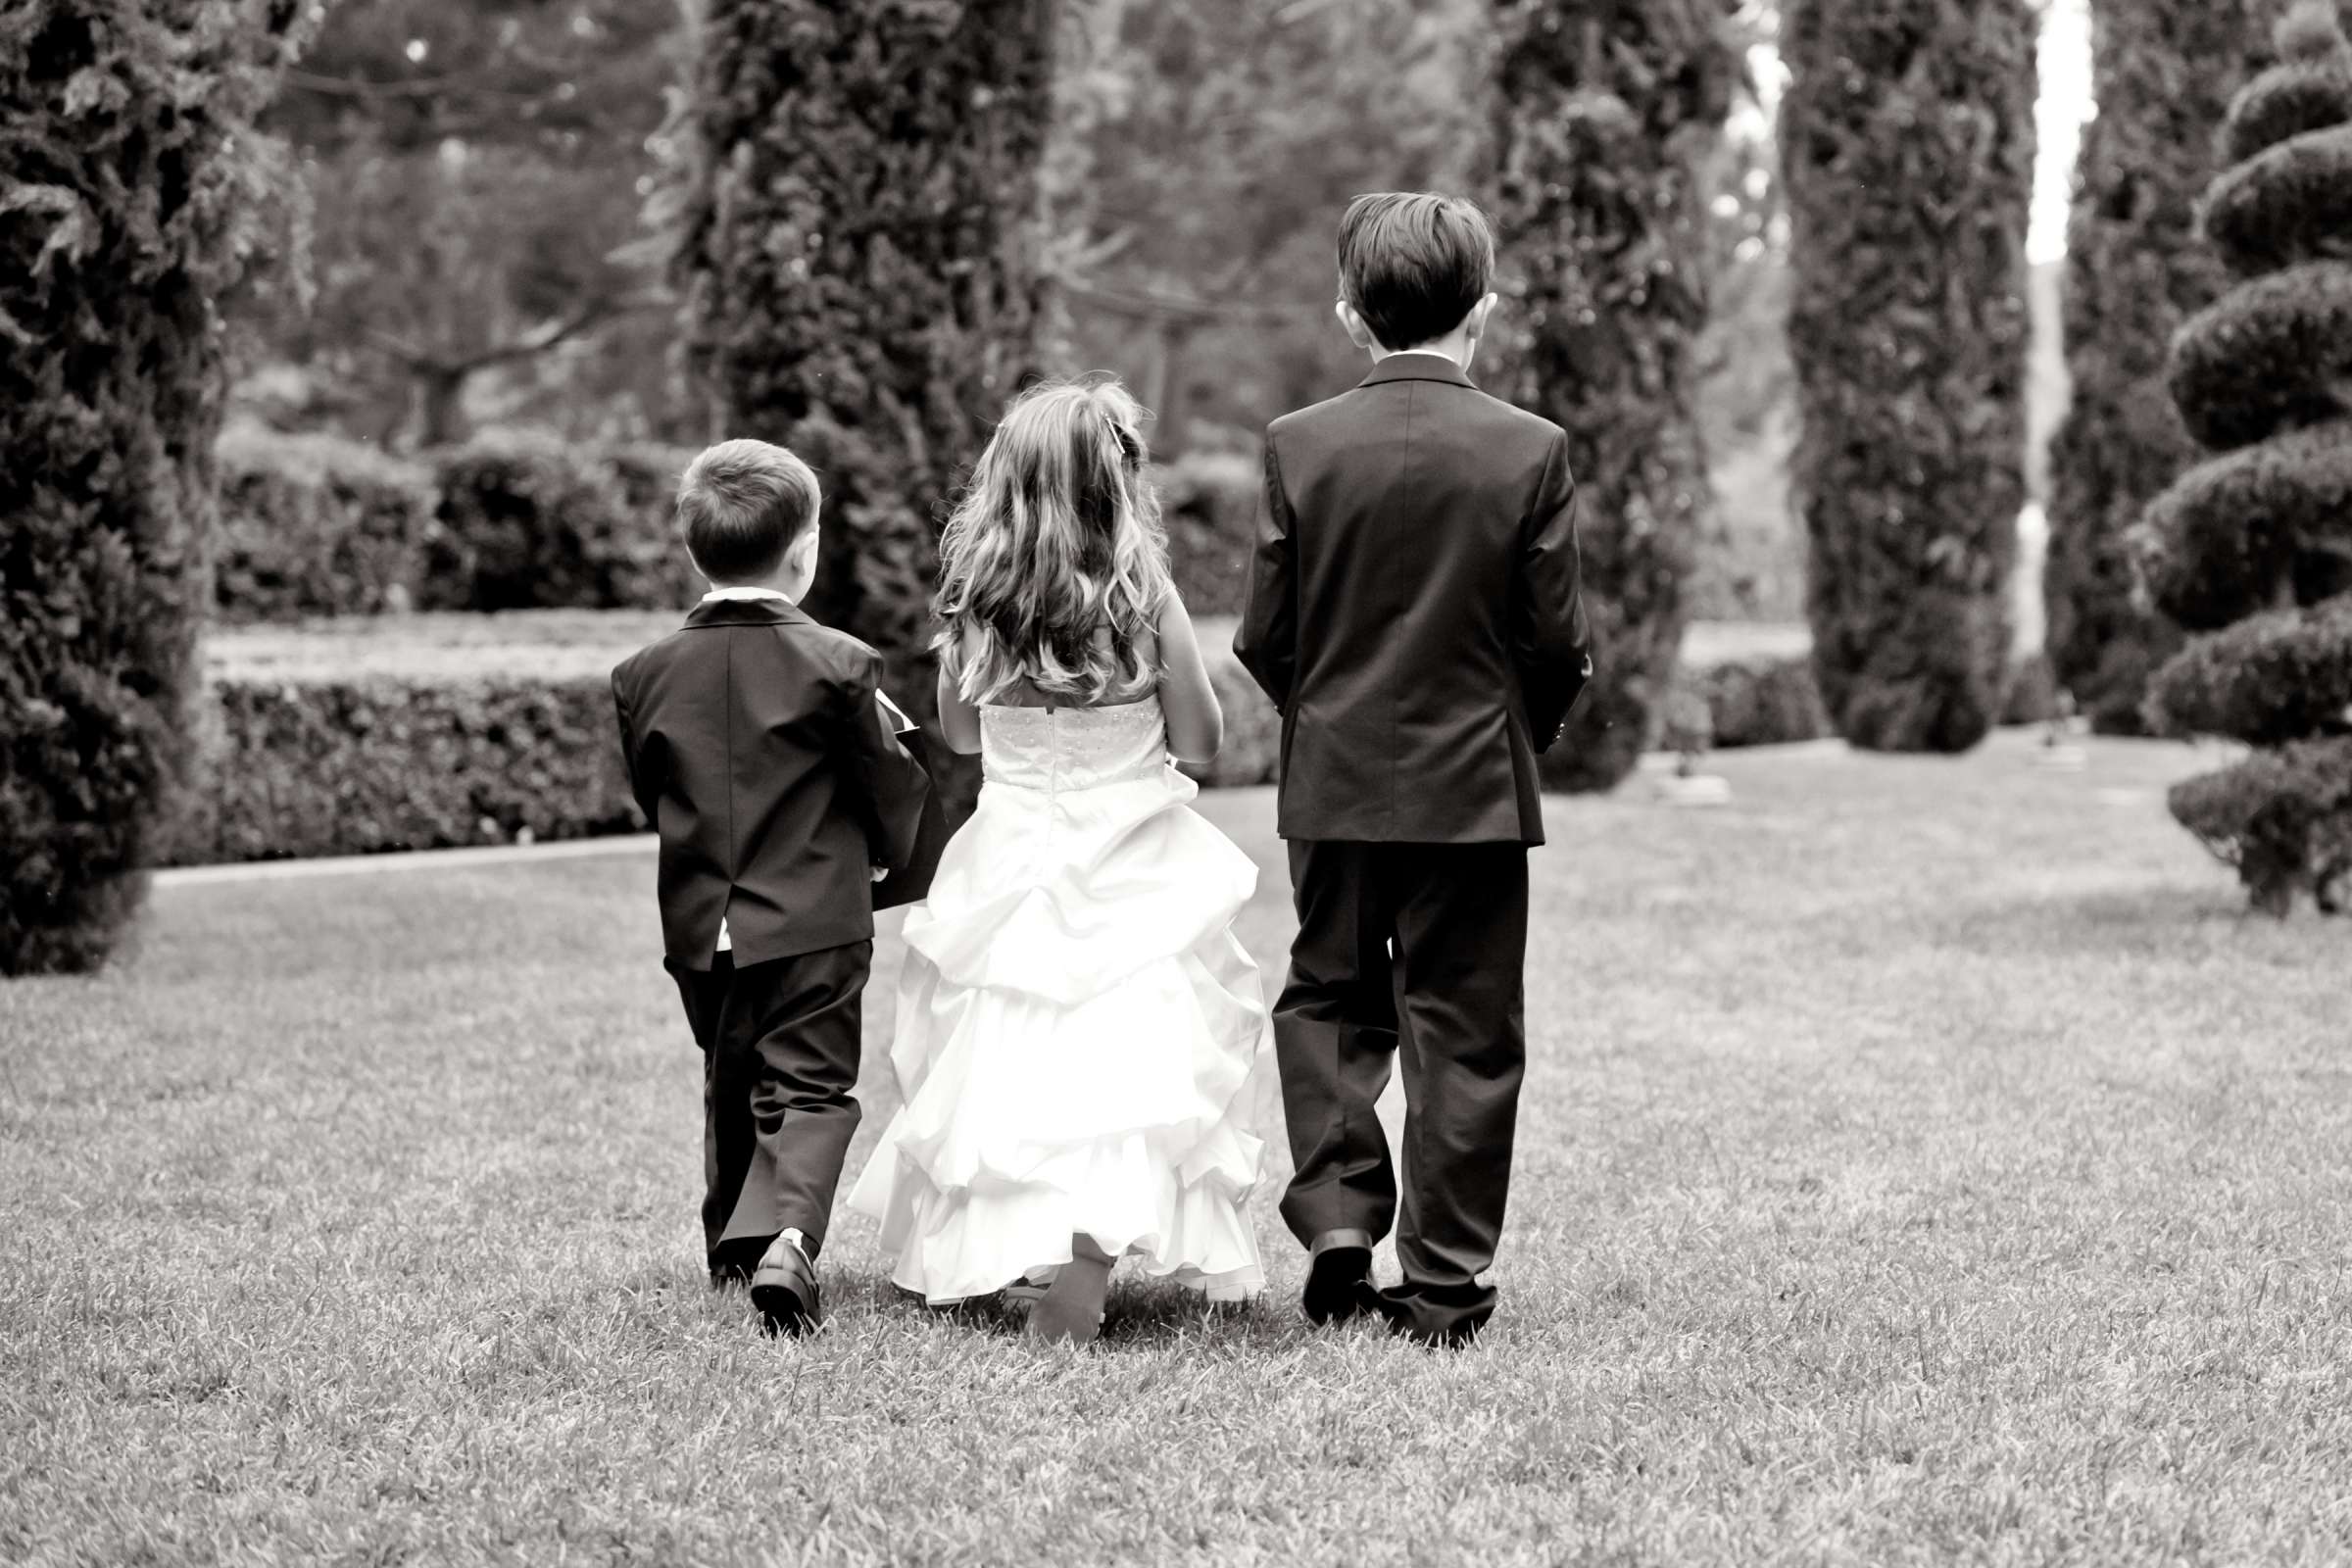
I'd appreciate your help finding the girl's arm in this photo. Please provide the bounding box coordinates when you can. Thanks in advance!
[937,629,985,755]
[1155,591,1223,765]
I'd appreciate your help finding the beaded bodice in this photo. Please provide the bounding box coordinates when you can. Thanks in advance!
[978,698,1170,795]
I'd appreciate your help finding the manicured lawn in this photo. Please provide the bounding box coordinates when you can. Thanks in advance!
[4,731,2348,1564]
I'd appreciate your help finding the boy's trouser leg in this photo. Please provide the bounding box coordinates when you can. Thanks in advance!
[1274,840,1400,1247]
[1382,843,1529,1342]
[671,941,871,1270]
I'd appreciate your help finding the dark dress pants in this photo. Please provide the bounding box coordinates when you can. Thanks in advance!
[1274,841,1529,1341]
[666,941,870,1278]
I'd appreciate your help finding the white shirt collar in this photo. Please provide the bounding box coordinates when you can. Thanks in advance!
[700,586,795,605]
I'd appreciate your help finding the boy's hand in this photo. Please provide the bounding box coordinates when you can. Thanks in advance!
[871,865,890,883]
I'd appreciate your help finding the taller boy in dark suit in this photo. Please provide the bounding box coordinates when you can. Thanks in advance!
[612,440,932,1336]
[1236,192,1593,1347]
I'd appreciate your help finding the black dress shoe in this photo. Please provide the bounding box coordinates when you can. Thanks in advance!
[750,1235,821,1338]
[1301,1229,1376,1326]
[1375,1284,1492,1348]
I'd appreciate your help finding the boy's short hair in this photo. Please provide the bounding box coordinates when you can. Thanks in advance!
[1336,192,1496,352]
[675,439,821,582]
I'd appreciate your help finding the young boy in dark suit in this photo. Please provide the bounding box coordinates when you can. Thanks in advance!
[1235,192,1594,1347]
[612,439,932,1336]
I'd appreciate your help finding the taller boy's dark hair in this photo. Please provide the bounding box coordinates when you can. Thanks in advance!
[675,439,821,582]
[1337,192,1495,351]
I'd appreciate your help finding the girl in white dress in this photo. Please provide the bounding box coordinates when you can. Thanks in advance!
[847,378,1274,1343]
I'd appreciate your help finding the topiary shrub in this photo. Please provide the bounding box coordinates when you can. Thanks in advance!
[2148,597,2352,747]
[1780,0,2035,754]
[1490,0,1737,792]
[2,0,313,973]
[2143,1,2352,916]
[2164,737,2352,915]
[213,428,435,621]
[2043,1,2274,737]
[677,0,1054,737]
[418,434,701,612]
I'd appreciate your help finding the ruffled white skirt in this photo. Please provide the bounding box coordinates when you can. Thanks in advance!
[847,761,1274,1304]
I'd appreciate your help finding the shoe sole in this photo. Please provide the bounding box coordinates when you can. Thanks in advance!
[1301,1244,1373,1326]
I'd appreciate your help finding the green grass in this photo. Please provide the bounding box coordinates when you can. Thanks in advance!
[5,732,2349,1564]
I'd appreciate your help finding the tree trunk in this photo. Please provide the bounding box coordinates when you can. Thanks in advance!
[418,366,469,449]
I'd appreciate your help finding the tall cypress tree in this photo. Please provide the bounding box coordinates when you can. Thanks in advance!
[2142,1,2352,915]
[2044,0,2274,735]
[2,1,313,974]
[1781,0,2037,752]
[677,0,1055,717]
[1490,0,1739,793]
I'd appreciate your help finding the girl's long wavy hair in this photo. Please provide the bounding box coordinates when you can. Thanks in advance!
[933,377,1174,707]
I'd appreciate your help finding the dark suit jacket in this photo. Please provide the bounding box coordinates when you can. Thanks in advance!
[1234,353,1593,845]
[612,597,932,970]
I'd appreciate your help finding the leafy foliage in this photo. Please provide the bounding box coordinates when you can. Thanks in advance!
[2145,1,2352,915]
[1045,0,1486,452]
[172,610,1282,863]
[2043,0,2273,736]
[678,0,1055,730]
[2167,737,2352,915]
[2168,261,2352,451]
[2223,46,2352,165]
[1490,0,1739,792]
[214,428,435,621]
[2139,418,2352,631]
[167,676,640,866]
[2147,597,2352,747]
[1780,0,2035,754]
[2,0,315,973]
[1676,656,1832,751]
[418,436,700,613]
[251,0,685,448]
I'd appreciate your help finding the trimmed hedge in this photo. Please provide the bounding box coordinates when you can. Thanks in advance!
[2042,0,2269,735]
[168,677,639,866]
[3,0,313,973]
[1675,658,1833,752]
[1664,643,2058,753]
[215,429,435,620]
[172,612,1281,866]
[1781,0,2035,755]
[419,434,702,612]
